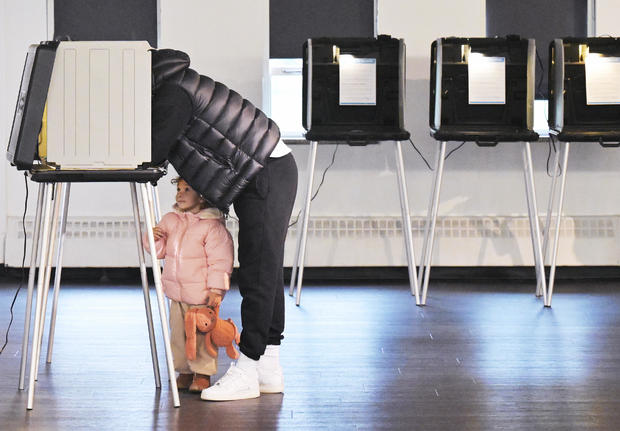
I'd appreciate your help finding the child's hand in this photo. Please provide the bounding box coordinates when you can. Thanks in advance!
[153,227,166,240]
[206,291,222,311]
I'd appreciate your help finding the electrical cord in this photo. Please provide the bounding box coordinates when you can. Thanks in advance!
[289,143,339,227]
[546,140,553,176]
[546,134,562,177]
[0,173,29,355]
[444,141,466,161]
[408,138,433,170]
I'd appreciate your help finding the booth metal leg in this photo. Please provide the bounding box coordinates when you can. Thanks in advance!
[288,204,305,297]
[294,141,318,306]
[540,144,561,296]
[27,183,54,410]
[522,142,548,306]
[150,183,163,224]
[34,183,63,381]
[46,183,70,363]
[140,183,180,407]
[18,183,45,390]
[289,143,315,297]
[394,141,420,304]
[546,142,570,307]
[147,183,166,272]
[130,183,161,388]
[419,141,447,305]
[289,195,309,298]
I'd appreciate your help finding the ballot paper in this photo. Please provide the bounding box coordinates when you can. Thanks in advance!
[585,55,620,105]
[468,54,506,104]
[339,55,376,105]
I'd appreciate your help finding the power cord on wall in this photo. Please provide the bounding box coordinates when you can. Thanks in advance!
[289,143,339,228]
[0,173,29,355]
[408,138,433,170]
[546,134,562,177]
[444,141,466,161]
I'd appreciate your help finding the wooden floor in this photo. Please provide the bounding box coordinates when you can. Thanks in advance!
[2,277,620,430]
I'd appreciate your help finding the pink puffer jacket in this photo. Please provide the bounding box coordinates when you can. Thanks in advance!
[143,208,234,305]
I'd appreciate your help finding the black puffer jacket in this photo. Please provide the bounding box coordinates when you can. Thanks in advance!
[151,49,280,211]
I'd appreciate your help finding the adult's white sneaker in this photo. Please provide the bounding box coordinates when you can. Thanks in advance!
[257,364,284,393]
[258,350,284,393]
[200,362,260,401]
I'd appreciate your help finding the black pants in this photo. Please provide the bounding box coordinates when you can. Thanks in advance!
[233,153,298,360]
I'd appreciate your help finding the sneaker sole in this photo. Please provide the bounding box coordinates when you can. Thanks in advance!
[259,383,284,394]
[200,389,260,401]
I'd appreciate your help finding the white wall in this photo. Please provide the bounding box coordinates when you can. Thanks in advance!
[1,0,49,264]
[0,0,7,263]
[596,0,620,37]
[3,1,620,267]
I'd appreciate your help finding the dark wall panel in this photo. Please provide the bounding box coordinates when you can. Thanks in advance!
[270,0,374,58]
[486,0,587,98]
[54,0,158,48]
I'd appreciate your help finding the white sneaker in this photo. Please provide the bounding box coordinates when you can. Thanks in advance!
[258,346,284,393]
[200,362,260,401]
[258,362,284,393]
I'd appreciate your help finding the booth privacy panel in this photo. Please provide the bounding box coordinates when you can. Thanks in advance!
[46,41,152,169]
[7,42,57,170]
[302,35,409,142]
[548,37,620,142]
[429,36,538,143]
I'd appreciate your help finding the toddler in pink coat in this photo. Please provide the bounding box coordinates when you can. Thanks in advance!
[144,177,233,393]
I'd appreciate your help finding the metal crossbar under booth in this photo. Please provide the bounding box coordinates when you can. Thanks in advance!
[420,36,548,306]
[7,41,180,409]
[289,36,419,306]
[542,37,620,307]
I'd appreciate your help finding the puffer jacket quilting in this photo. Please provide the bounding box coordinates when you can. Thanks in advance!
[152,49,280,211]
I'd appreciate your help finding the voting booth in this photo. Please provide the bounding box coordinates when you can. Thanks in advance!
[419,36,548,306]
[290,35,420,305]
[302,35,409,144]
[542,37,620,306]
[7,41,179,409]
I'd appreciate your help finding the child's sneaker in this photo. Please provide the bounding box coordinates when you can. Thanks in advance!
[189,374,211,392]
[176,373,194,390]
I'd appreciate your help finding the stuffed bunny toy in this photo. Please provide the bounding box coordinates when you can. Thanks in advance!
[184,307,240,361]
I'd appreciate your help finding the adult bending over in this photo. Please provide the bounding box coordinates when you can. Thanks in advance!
[151,49,298,401]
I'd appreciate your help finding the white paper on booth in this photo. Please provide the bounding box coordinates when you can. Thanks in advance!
[468,54,506,104]
[585,55,620,105]
[339,56,376,105]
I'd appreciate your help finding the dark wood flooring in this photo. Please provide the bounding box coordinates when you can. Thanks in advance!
[1,277,620,430]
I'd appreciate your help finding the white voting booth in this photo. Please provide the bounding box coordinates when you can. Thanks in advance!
[7,41,180,409]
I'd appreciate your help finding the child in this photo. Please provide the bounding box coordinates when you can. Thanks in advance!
[144,177,234,392]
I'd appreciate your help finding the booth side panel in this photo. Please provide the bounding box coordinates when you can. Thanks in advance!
[46,41,151,169]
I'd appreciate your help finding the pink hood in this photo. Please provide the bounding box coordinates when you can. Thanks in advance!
[143,208,234,305]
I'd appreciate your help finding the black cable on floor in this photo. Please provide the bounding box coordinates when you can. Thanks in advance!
[289,143,339,228]
[0,173,29,355]
[408,138,433,170]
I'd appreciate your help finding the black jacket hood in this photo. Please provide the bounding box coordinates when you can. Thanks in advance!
[152,49,191,90]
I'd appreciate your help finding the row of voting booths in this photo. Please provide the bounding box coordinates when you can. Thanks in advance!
[292,34,620,309]
[7,35,620,409]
